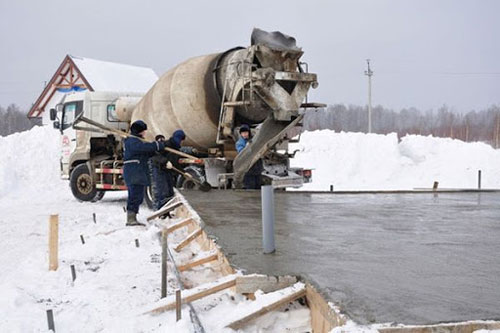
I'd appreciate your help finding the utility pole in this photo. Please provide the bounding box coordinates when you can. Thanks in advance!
[364,59,374,133]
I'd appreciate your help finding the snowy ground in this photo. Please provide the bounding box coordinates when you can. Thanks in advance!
[2,126,500,332]
[0,126,310,332]
[290,130,500,191]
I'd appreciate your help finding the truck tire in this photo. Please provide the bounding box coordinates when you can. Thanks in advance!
[70,164,99,202]
[176,166,205,191]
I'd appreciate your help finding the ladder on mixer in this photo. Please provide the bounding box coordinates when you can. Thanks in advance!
[216,61,255,145]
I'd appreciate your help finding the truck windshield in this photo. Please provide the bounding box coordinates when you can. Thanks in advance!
[61,103,76,131]
[61,101,83,131]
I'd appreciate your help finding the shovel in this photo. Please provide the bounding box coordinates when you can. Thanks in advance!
[169,165,211,192]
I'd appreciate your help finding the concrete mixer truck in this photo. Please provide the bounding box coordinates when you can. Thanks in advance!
[50,28,323,203]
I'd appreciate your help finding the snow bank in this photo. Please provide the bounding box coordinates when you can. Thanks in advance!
[290,130,500,191]
[0,125,62,198]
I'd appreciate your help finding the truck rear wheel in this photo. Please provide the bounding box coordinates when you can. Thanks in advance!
[176,166,205,191]
[70,164,99,202]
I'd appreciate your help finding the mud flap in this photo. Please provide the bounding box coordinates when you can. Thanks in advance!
[232,114,303,188]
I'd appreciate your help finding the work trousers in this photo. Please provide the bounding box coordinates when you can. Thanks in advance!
[151,164,175,210]
[127,184,145,213]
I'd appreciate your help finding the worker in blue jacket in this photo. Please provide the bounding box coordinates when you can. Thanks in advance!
[235,124,263,189]
[123,120,165,226]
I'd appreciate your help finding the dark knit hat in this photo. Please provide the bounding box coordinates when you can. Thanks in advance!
[172,129,186,146]
[130,120,147,135]
[239,124,250,134]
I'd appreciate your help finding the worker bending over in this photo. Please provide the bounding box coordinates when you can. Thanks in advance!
[150,130,186,211]
[123,120,165,226]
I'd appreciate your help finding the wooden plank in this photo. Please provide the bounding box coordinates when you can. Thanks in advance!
[174,228,202,252]
[147,201,183,221]
[226,286,306,330]
[48,214,59,271]
[305,283,346,331]
[178,253,218,272]
[166,217,194,234]
[146,276,237,314]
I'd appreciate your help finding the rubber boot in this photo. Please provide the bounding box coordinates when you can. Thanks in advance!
[126,212,145,227]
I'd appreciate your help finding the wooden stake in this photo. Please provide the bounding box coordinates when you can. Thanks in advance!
[174,228,202,252]
[432,181,439,191]
[161,230,167,298]
[49,215,59,271]
[176,289,181,321]
[178,253,218,272]
[47,309,55,332]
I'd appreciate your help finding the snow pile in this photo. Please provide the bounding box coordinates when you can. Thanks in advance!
[0,125,63,198]
[290,130,500,191]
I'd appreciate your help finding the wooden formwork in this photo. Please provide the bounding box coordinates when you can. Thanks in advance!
[173,200,235,276]
[156,193,500,333]
[148,193,347,332]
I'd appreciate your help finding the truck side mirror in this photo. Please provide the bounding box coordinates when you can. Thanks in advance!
[50,108,57,121]
[53,121,60,129]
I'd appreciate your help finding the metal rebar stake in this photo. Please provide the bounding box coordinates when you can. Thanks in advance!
[161,230,167,298]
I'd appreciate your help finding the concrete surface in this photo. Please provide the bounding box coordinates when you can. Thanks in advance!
[183,190,500,325]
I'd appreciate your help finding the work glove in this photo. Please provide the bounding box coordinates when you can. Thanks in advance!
[166,161,173,169]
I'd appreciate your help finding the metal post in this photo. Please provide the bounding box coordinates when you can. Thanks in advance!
[161,230,167,298]
[176,289,182,321]
[478,170,482,189]
[261,185,275,254]
[47,309,55,332]
[70,265,76,282]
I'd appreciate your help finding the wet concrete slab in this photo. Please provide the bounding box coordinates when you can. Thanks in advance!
[182,190,500,325]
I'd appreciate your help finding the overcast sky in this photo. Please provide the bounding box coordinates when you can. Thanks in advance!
[1,0,499,113]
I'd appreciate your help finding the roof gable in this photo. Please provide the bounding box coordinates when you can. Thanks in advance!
[28,55,158,118]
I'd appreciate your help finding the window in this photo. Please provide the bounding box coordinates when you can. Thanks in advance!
[107,104,120,122]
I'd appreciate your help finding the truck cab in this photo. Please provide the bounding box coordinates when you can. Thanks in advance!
[51,91,143,201]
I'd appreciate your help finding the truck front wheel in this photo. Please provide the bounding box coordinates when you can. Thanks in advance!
[70,164,99,202]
